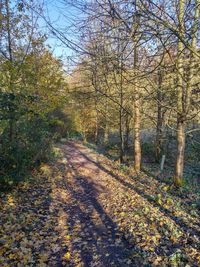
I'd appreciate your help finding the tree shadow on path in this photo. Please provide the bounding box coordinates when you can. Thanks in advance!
[74,145,200,241]
[56,145,153,266]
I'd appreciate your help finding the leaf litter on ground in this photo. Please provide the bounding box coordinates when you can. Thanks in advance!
[0,141,199,266]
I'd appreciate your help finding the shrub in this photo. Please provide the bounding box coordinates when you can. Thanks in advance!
[141,142,156,162]
[0,93,53,190]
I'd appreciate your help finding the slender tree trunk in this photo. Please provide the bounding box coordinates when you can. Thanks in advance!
[103,119,109,144]
[174,0,185,186]
[95,108,99,144]
[133,12,141,173]
[124,114,130,153]
[119,59,124,163]
[174,0,199,186]
[175,119,185,186]
[5,0,13,63]
[103,96,109,144]
[185,0,199,114]
[155,68,163,162]
[119,107,124,163]
[93,74,99,144]
[155,101,163,162]
[134,91,141,172]
[5,0,14,143]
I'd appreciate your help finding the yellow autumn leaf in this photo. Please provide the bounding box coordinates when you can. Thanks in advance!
[63,252,71,260]
[39,253,48,263]
[64,235,71,241]
[8,253,16,259]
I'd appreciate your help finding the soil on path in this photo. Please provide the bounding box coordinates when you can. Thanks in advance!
[0,141,199,267]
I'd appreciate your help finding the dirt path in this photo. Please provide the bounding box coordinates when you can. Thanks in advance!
[57,142,135,266]
[0,141,200,267]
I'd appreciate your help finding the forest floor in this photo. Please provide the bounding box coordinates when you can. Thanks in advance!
[0,141,200,267]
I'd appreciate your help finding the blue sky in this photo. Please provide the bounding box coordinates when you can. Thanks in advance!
[39,0,84,71]
[39,0,83,64]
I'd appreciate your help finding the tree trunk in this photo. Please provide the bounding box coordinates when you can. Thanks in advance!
[174,0,185,186]
[134,92,141,172]
[174,0,200,186]
[103,122,109,144]
[155,107,163,162]
[6,0,14,143]
[124,114,130,153]
[95,110,99,144]
[103,96,109,144]
[94,89,99,144]
[175,119,185,186]
[133,11,141,173]
[119,108,124,163]
[155,68,163,162]
[93,69,99,145]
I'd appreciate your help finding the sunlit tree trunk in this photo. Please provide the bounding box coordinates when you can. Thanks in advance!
[174,0,199,186]
[5,0,14,142]
[119,108,124,163]
[94,106,99,144]
[134,91,141,172]
[119,55,124,163]
[124,114,130,153]
[174,0,185,187]
[92,68,99,144]
[155,67,163,162]
[175,119,186,186]
[133,13,141,173]
[185,0,199,115]
[103,97,109,144]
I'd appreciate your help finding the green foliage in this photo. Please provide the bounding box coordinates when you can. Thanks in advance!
[0,0,68,190]
[186,139,200,163]
[169,249,187,267]
[48,109,77,141]
[0,92,53,189]
[141,142,156,161]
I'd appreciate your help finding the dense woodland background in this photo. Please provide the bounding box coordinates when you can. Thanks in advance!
[0,0,200,190]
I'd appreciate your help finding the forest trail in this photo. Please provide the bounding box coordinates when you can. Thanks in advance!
[0,141,200,266]
[55,141,135,266]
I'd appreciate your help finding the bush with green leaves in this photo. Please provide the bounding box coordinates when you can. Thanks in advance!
[141,142,157,162]
[0,92,53,189]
